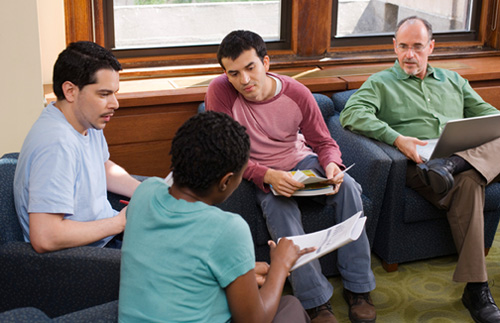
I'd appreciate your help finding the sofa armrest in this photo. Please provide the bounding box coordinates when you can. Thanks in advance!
[325,115,392,244]
[0,242,121,318]
[376,143,412,199]
[327,115,392,212]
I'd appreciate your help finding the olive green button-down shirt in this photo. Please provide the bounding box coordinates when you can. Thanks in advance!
[339,60,500,146]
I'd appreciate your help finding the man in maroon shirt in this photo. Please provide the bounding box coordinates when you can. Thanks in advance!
[205,30,376,323]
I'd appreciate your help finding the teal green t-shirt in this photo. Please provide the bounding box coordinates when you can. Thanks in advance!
[340,60,499,145]
[118,177,255,323]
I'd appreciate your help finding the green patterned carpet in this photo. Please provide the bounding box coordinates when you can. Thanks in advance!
[325,228,500,323]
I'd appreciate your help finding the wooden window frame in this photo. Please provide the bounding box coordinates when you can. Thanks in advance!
[330,0,483,47]
[103,1,293,60]
[65,0,500,74]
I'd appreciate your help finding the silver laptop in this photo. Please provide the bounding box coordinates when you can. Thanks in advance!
[416,114,500,161]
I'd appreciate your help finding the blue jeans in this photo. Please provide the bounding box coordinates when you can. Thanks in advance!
[255,155,375,309]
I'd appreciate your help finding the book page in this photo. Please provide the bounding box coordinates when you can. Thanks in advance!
[271,170,333,196]
[292,169,328,185]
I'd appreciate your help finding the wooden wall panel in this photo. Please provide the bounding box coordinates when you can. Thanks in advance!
[109,141,172,177]
[473,86,500,109]
[86,57,500,177]
[104,103,198,177]
[104,110,194,145]
[296,0,332,57]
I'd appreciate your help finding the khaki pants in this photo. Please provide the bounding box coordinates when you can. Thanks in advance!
[406,137,500,283]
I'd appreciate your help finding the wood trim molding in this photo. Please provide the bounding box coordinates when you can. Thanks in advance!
[296,0,332,57]
[485,0,500,48]
[64,0,500,71]
[64,0,93,44]
[93,0,105,46]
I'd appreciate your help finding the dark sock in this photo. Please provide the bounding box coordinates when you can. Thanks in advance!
[449,155,473,175]
[466,281,488,291]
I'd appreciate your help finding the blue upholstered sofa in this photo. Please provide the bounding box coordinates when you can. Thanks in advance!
[201,93,392,276]
[0,300,118,322]
[331,89,500,272]
[0,153,134,318]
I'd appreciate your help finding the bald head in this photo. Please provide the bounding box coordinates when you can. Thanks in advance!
[395,16,433,43]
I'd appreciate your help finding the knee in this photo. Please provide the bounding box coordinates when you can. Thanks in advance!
[260,196,300,220]
[454,170,485,193]
[340,173,363,195]
[278,295,306,314]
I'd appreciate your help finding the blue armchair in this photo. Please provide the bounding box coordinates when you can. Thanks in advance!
[332,89,500,272]
[0,300,118,322]
[0,153,134,318]
[200,93,391,276]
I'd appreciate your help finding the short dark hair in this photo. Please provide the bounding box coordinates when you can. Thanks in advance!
[217,30,267,70]
[170,111,250,196]
[395,16,433,41]
[53,41,122,100]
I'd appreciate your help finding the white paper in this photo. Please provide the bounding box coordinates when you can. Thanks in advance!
[280,211,366,271]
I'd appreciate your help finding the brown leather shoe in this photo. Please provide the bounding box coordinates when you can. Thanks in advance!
[306,301,338,323]
[343,289,376,323]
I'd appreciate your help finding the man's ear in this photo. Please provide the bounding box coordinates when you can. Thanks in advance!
[428,39,435,54]
[263,55,270,72]
[219,172,234,191]
[61,81,77,103]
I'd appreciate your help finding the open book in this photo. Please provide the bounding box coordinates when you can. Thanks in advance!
[270,170,334,196]
[279,211,366,271]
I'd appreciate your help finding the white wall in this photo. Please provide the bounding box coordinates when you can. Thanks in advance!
[38,0,66,85]
[0,0,66,155]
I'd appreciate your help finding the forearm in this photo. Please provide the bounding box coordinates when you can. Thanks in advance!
[257,263,290,318]
[105,160,140,197]
[29,210,124,253]
[243,160,269,192]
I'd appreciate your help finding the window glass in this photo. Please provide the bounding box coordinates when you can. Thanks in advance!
[334,0,475,38]
[113,0,282,50]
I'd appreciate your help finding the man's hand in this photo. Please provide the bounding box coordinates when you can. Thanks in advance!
[254,261,270,287]
[114,206,127,231]
[394,135,428,164]
[324,162,344,195]
[263,169,304,197]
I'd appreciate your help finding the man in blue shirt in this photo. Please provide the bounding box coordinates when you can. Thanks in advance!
[14,41,140,253]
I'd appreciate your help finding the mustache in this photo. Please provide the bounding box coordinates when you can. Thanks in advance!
[403,59,418,64]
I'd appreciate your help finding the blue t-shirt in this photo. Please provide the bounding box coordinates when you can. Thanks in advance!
[119,177,255,323]
[13,103,117,247]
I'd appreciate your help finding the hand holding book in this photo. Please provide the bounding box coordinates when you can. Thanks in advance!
[270,164,355,197]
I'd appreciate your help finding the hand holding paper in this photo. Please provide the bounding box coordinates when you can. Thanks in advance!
[278,211,366,271]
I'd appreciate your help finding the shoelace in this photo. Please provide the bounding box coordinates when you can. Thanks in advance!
[479,288,497,306]
[350,292,374,306]
[307,302,334,318]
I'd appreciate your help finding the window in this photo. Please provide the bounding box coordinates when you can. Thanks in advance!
[105,0,291,59]
[331,0,482,47]
[65,0,500,70]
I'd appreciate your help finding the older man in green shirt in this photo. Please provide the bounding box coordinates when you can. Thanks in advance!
[340,16,500,323]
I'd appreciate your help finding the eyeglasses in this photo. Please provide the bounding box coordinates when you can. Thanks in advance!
[396,42,429,53]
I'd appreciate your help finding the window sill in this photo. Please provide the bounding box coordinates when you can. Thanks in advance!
[44,54,500,108]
